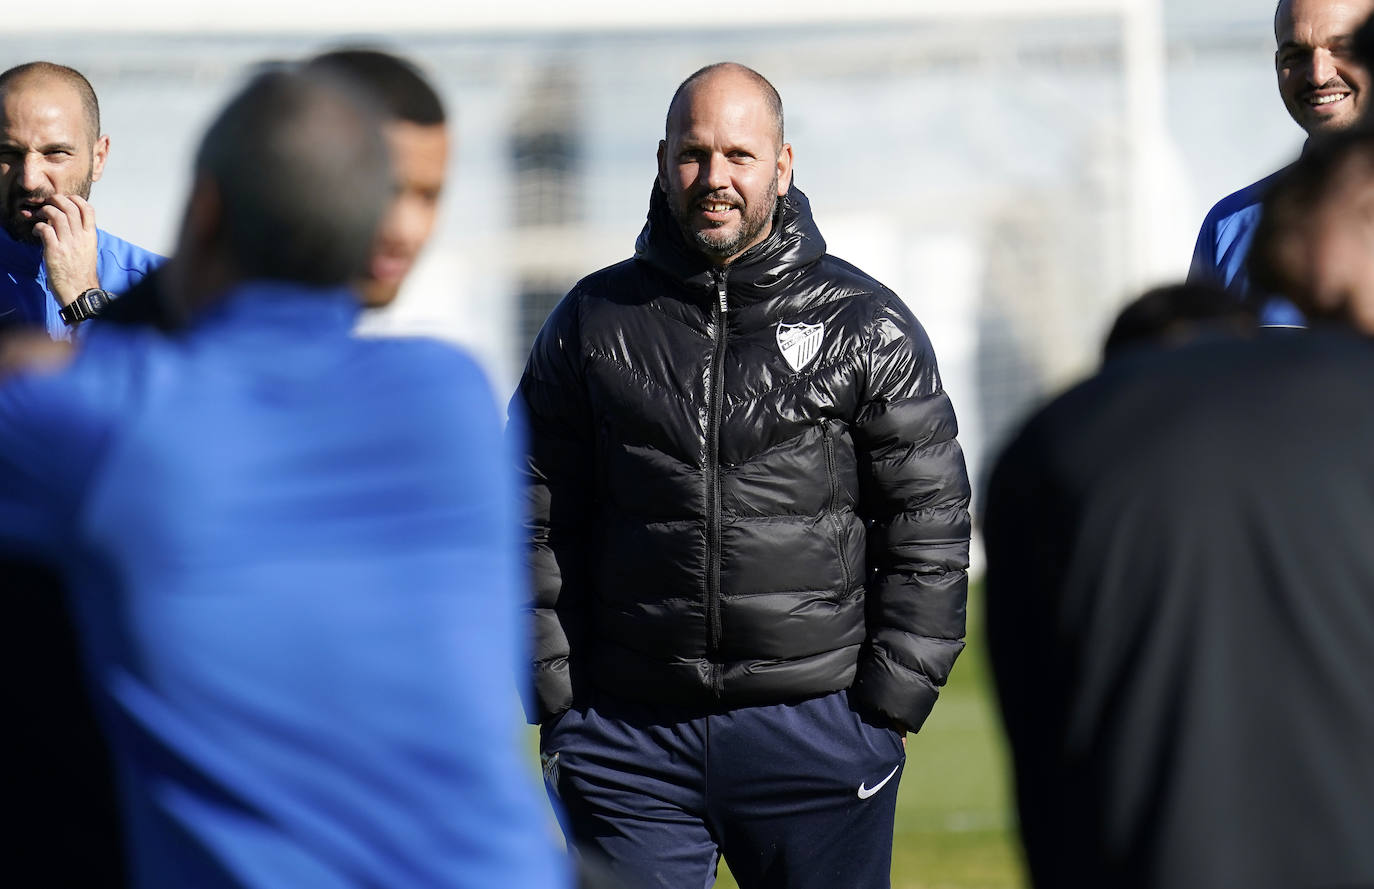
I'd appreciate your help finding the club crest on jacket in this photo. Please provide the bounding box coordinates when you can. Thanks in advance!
[776,322,824,373]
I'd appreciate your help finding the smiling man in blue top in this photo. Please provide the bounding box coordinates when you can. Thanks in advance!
[0,62,161,338]
[1187,0,1374,325]
[0,67,570,889]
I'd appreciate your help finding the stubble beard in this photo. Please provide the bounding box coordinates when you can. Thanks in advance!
[3,164,94,243]
[673,169,779,264]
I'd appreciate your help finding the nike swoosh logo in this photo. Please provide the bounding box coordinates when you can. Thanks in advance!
[857,763,901,799]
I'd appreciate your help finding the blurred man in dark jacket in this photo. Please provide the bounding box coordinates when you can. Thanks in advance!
[985,129,1374,889]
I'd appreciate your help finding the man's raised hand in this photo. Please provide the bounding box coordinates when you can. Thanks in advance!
[34,194,100,308]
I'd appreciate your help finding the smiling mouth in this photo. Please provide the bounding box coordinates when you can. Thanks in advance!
[1307,91,1351,107]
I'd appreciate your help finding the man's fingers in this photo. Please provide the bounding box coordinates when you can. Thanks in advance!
[40,202,75,241]
[68,194,96,231]
[34,199,102,306]
[32,221,57,248]
[47,194,83,230]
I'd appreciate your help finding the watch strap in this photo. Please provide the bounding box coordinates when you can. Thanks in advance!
[59,288,112,326]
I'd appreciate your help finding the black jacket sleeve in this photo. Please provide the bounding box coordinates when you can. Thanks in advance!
[510,292,594,725]
[848,295,971,731]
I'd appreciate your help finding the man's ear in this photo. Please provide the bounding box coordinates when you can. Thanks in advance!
[776,142,794,196]
[90,135,110,184]
[656,139,668,192]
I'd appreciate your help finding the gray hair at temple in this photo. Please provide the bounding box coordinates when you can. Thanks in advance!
[192,68,393,286]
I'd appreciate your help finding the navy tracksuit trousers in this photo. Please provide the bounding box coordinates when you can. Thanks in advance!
[541,688,906,889]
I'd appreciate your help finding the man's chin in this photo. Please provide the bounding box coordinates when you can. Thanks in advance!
[1300,108,1360,137]
[1,217,38,244]
[691,230,744,261]
[358,278,401,309]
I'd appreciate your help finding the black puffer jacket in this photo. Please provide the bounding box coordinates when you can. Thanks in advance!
[515,184,970,730]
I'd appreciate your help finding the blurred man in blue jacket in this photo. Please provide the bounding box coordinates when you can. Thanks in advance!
[0,62,162,338]
[4,48,455,889]
[0,67,570,889]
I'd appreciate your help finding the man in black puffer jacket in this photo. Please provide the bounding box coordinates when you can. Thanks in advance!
[513,62,970,889]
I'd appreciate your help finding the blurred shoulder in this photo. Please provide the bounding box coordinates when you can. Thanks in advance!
[1201,166,1289,227]
[354,333,488,380]
[352,333,502,420]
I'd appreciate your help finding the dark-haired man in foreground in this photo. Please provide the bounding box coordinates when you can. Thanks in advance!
[985,130,1374,889]
[515,61,969,889]
[0,67,569,889]
[5,49,456,887]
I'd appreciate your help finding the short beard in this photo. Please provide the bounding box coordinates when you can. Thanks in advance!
[3,164,95,244]
[672,169,779,263]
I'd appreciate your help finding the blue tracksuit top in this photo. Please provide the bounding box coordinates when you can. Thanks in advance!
[1186,167,1305,327]
[0,224,164,339]
[0,282,571,889]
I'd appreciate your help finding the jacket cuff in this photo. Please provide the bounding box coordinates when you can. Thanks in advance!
[526,660,574,725]
[850,647,940,733]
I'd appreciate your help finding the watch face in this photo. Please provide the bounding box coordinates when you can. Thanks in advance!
[85,290,110,313]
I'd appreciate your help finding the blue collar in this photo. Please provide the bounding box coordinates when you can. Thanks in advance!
[0,224,44,273]
[194,279,362,335]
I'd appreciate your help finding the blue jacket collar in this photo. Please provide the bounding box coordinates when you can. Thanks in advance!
[0,224,44,272]
[195,280,361,331]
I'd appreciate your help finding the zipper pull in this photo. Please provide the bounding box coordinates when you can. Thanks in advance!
[715,274,728,314]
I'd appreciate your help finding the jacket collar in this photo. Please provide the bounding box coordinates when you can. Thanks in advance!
[192,279,360,337]
[633,182,827,301]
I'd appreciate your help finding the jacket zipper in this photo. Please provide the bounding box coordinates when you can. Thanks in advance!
[705,271,729,695]
[821,424,853,596]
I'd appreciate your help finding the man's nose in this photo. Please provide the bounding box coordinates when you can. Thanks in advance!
[18,156,47,192]
[1308,49,1338,85]
[704,153,730,191]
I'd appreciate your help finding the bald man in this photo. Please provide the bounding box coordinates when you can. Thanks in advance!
[1186,0,1374,325]
[513,62,970,889]
[0,62,162,339]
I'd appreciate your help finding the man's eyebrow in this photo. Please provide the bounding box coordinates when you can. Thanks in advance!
[0,139,79,153]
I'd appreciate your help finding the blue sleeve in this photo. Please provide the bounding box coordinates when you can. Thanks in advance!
[97,232,167,297]
[0,361,112,561]
[1186,211,1220,286]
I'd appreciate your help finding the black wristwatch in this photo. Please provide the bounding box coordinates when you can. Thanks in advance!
[59,288,115,326]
